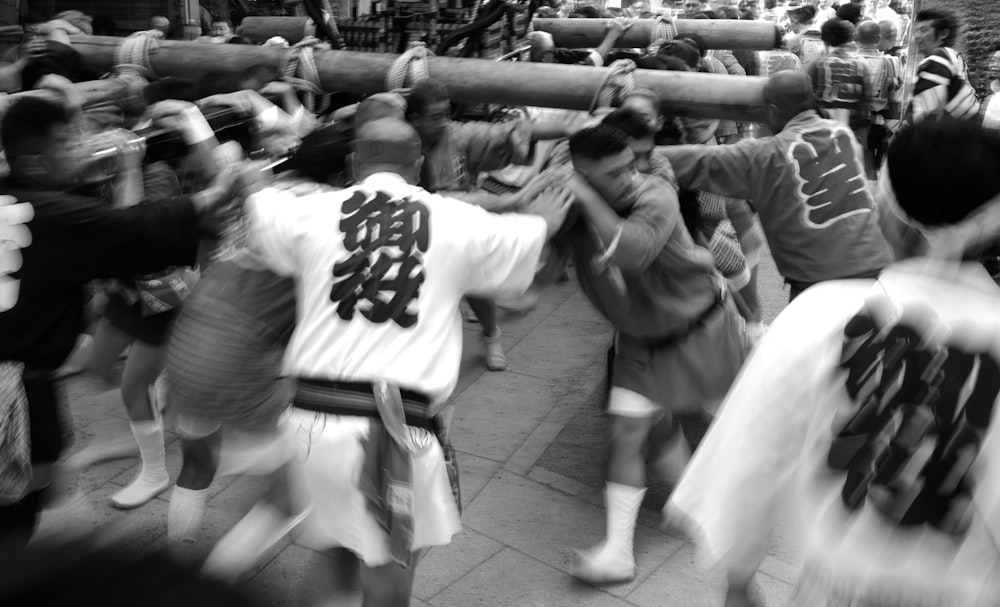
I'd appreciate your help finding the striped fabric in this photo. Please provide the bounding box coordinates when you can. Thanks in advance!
[910,48,980,123]
[0,361,31,502]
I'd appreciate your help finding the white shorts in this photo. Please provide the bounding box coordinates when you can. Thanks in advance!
[286,409,462,566]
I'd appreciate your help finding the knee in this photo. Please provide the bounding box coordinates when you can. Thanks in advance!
[609,416,653,453]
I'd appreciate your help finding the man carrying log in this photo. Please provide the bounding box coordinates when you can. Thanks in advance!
[658,71,892,301]
[241,117,572,606]
[546,123,746,585]
[404,78,574,372]
[0,87,239,547]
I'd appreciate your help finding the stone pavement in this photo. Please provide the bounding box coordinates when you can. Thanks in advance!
[41,253,796,607]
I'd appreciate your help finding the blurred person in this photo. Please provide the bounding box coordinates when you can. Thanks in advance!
[667,117,1000,607]
[982,43,1000,131]
[855,20,901,176]
[785,5,825,66]
[554,124,745,585]
[405,79,572,372]
[659,71,891,301]
[872,0,900,31]
[806,19,872,136]
[0,89,241,547]
[240,117,571,606]
[834,1,862,25]
[908,8,979,123]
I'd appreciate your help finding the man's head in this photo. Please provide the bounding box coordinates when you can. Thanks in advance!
[764,0,776,8]
[821,18,855,48]
[352,118,424,184]
[988,44,1000,82]
[1,97,85,189]
[406,78,451,147]
[355,92,407,129]
[210,17,232,38]
[856,21,880,48]
[914,8,959,54]
[527,31,556,63]
[762,70,816,133]
[569,124,636,206]
[878,20,897,50]
[150,15,171,35]
[658,40,702,70]
[602,107,657,173]
[879,118,1000,258]
[834,3,861,25]
[682,0,707,15]
[621,88,664,133]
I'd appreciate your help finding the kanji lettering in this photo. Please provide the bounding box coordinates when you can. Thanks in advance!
[0,195,34,312]
[790,126,873,229]
[329,189,430,328]
[829,300,1000,537]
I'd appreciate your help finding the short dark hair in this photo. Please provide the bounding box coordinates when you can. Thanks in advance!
[569,6,600,18]
[1,97,71,161]
[821,18,855,47]
[225,35,253,44]
[658,40,701,69]
[676,33,708,58]
[406,78,450,117]
[787,4,817,23]
[834,3,862,25]
[210,16,231,25]
[888,119,1000,227]
[569,124,631,162]
[602,107,656,140]
[658,55,693,72]
[916,7,960,48]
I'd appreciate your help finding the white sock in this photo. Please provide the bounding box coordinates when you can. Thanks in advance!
[167,485,208,545]
[604,482,646,559]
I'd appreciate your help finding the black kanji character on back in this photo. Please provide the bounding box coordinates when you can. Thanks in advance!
[829,299,1000,537]
[330,189,431,328]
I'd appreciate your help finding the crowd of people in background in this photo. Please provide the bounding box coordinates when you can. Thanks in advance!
[4,2,1000,606]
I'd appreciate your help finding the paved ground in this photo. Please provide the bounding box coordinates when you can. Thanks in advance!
[38,250,796,607]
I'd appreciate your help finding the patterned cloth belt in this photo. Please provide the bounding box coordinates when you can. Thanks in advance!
[292,379,434,431]
[0,361,31,502]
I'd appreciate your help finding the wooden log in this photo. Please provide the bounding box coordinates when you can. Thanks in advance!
[238,16,315,45]
[0,78,129,114]
[69,35,767,121]
[532,18,782,50]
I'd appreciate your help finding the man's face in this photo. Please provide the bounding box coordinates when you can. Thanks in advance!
[914,20,944,55]
[989,51,1000,81]
[622,96,662,133]
[211,21,232,37]
[878,22,897,48]
[682,0,703,14]
[627,135,656,174]
[410,100,451,147]
[575,147,637,206]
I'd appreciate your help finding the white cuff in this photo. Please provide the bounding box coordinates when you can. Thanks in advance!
[181,107,215,146]
[255,105,282,131]
[596,224,623,266]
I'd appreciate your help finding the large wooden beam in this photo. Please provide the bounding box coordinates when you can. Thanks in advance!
[0,78,129,114]
[69,35,767,121]
[531,18,782,50]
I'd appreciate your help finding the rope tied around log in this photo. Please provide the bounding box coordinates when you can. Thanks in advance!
[114,30,163,82]
[385,42,434,92]
[280,37,331,114]
[646,15,677,55]
[589,59,636,114]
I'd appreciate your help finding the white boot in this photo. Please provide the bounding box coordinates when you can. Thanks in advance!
[111,420,170,509]
[572,482,646,585]
[167,485,208,545]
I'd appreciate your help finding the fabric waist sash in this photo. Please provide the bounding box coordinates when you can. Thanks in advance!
[292,378,435,432]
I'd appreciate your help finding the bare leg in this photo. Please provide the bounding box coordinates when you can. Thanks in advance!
[359,554,418,607]
[467,297,506,371]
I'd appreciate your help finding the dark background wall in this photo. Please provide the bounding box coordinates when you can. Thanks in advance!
[926,0,1000,96]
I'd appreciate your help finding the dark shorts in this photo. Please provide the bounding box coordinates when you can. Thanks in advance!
[608,297,746,416]
[104,292,178,346]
